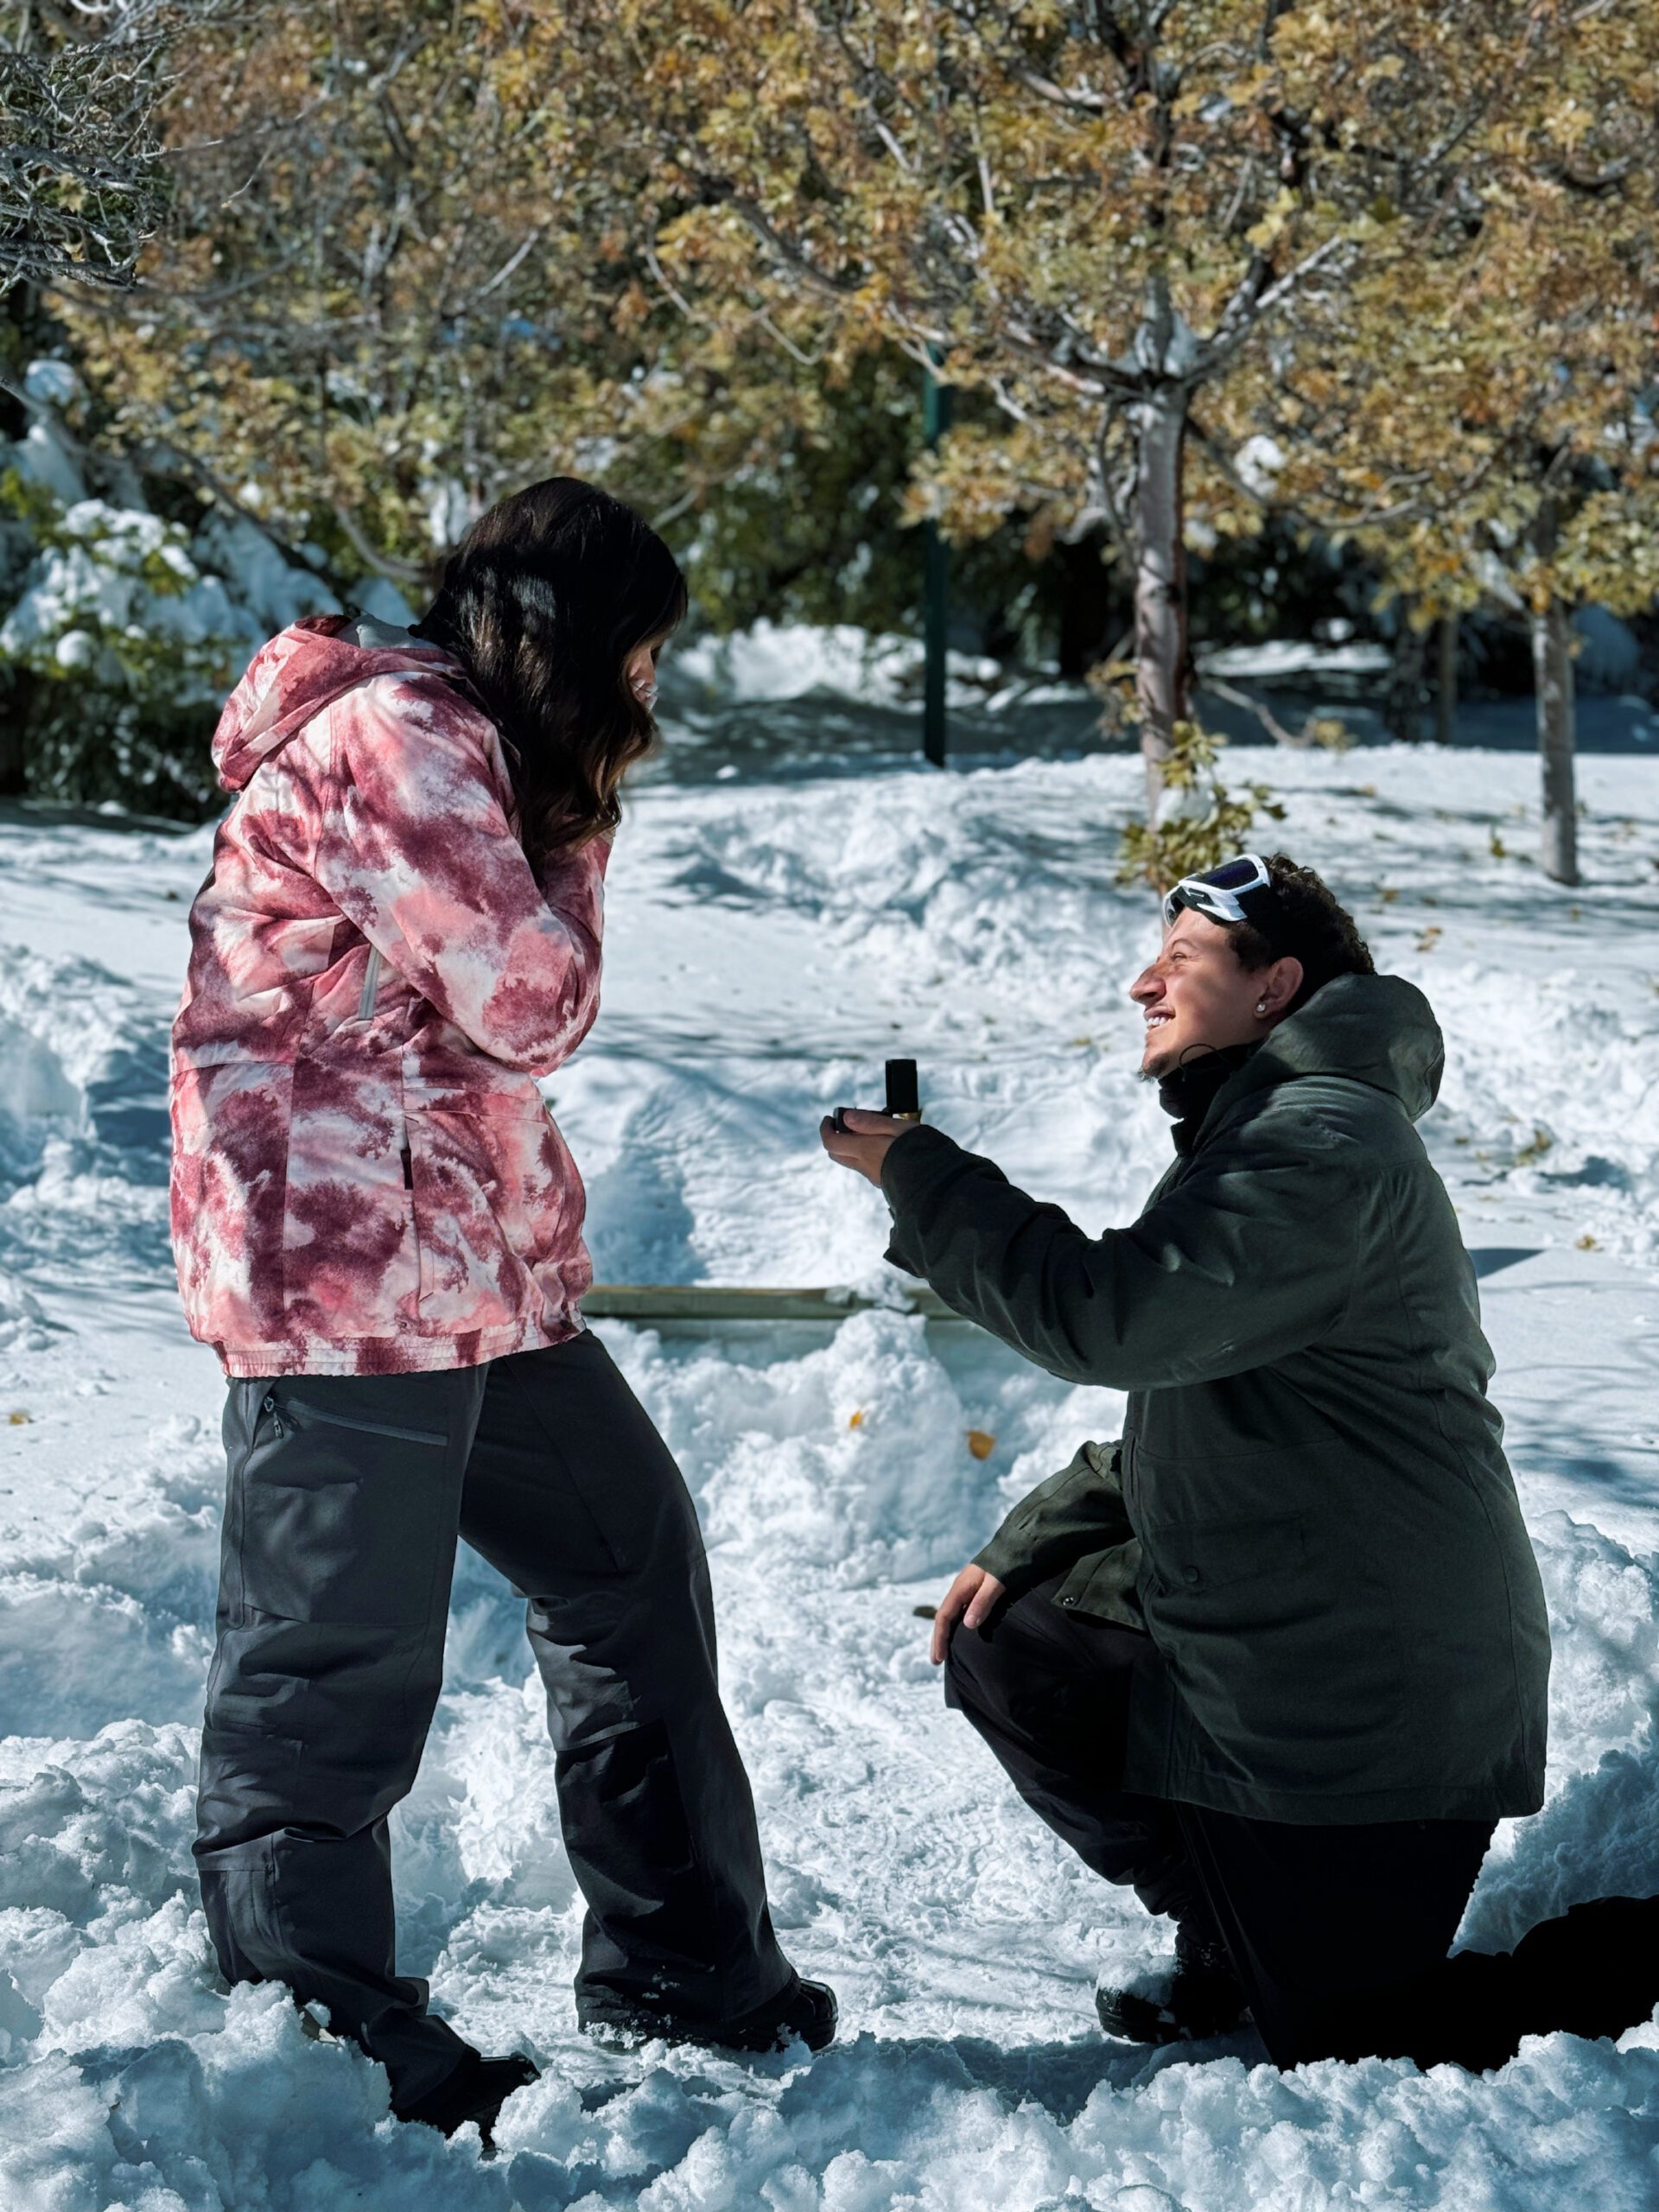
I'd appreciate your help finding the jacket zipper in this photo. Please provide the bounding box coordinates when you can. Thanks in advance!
[351,945,412,1185]
[262,1390,446,1447]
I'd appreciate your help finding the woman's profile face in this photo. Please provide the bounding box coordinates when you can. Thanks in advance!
[626,642,660,712]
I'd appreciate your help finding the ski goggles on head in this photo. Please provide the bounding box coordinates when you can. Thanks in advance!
[1162,853,1279,932]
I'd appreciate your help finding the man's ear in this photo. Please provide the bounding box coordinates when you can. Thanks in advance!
[1255,957,1304,1020]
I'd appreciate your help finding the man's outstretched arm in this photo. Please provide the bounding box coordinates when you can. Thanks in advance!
[877,1119,1362,1391]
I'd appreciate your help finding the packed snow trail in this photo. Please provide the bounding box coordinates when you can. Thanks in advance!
[3,728,1659,2209]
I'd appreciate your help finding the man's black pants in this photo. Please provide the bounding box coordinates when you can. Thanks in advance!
[196,1330,792,2108]
[944,1573,1506,2069]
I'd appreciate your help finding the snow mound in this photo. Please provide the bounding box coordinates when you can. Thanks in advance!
[668,620,1003,709]
[0,1265,54,1355]
[602,1306,997,1584]
[0,1413,222,1735]
[1433,965,1659,1271]
[0,946,173,1333]
[0,944,171,1168]
[0,1016,80,1127]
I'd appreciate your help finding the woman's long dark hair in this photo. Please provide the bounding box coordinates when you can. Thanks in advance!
[411,477,687,868]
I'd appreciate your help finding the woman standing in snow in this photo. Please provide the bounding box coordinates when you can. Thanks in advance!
[169,478,833,2145]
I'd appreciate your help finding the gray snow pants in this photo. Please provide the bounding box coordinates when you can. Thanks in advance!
[195,1329,792,2107]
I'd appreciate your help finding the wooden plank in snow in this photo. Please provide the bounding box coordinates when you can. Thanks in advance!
[582,1283,960,1324]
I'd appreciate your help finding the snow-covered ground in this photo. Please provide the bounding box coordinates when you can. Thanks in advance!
[3,692,1659,2209]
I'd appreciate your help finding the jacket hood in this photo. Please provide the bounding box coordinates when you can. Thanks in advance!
[212,614,467,791]
[1227,971,1445,1123]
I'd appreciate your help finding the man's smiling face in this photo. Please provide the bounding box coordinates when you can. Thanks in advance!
[1129,907,1291,1079]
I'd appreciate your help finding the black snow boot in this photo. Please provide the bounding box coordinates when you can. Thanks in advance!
[583,1974,838,2057]
[394,2050,540,2152]
[1096,1922,1249,2047]
[1508,1895,1659,2044]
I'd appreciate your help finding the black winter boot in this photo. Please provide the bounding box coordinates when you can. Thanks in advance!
[582,1974,837,2056]
[1096,1921,1249,2046]
[394,2051,540,2152]
[1508,1896,1659,2044]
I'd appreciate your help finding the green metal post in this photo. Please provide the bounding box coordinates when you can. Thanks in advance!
[923,353,953,767]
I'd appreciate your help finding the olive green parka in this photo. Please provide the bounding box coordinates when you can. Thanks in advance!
[882,973,1550,1825]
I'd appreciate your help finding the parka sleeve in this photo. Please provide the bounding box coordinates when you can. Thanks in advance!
[309,672,607,1074]
[880,1119,1361,1390]
[973,1440,1132,1591]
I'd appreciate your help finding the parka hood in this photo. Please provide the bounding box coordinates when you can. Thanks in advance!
[212,613,466,792]
[1239,970,1445,1122]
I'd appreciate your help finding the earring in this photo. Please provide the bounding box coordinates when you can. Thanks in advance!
[1255,1000,1268,1014]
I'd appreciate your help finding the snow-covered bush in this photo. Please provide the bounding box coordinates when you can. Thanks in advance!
[0,359,340,817]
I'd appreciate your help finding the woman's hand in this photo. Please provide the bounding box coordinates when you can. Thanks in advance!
[819,1106,919,1187]
[929,1562,1007,1664]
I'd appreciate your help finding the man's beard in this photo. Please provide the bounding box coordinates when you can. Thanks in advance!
[1139,1034,1197,1083]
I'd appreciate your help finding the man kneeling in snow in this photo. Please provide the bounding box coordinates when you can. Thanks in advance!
[823,854,1653,2069]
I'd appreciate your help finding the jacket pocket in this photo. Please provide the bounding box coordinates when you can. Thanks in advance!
[280,1064,419,1338]
[172,1059,296,1346]
[406,1096,566,1331]
[1142,1506,1409,1795]
[1141,1511,1306,1599]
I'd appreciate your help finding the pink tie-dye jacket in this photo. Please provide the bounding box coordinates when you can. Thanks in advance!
[169,614,607,1377]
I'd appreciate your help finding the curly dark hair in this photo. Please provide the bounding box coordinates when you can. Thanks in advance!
[1227,855,1375,1012]
[412,476,688,870]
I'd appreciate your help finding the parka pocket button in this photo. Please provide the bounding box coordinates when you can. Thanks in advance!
[1059,1595,1077,1607]
[1182,1565,1201,1586]
[261,1394,276,1413]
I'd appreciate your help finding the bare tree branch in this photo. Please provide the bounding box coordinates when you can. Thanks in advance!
[1011,67,1107,114]
[0,3,229,295]
[1198,669,1320,746]
[1203,235,1348,370]
[329,497,435,588]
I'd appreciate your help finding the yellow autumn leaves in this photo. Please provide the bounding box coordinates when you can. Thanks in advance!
[847,1407,996,1460]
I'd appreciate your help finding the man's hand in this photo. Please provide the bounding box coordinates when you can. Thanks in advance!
[930,1562,1007,1664]
[819,1106,919,1187]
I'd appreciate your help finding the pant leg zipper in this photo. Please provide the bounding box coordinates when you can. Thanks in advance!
[269,1392,446,1447]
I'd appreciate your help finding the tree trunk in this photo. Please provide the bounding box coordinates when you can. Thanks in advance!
[1,289,45,794]
[0,662,32,795]
[1132,382,1190,824]
[1435,614,1459,746]
[0,283,39,442]
[1532,594,1579,885]
[1056,529,1124,678]
[1382,603,1428,741]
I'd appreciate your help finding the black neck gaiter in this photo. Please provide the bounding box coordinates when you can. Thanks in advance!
[1156,1039,1262,1155]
